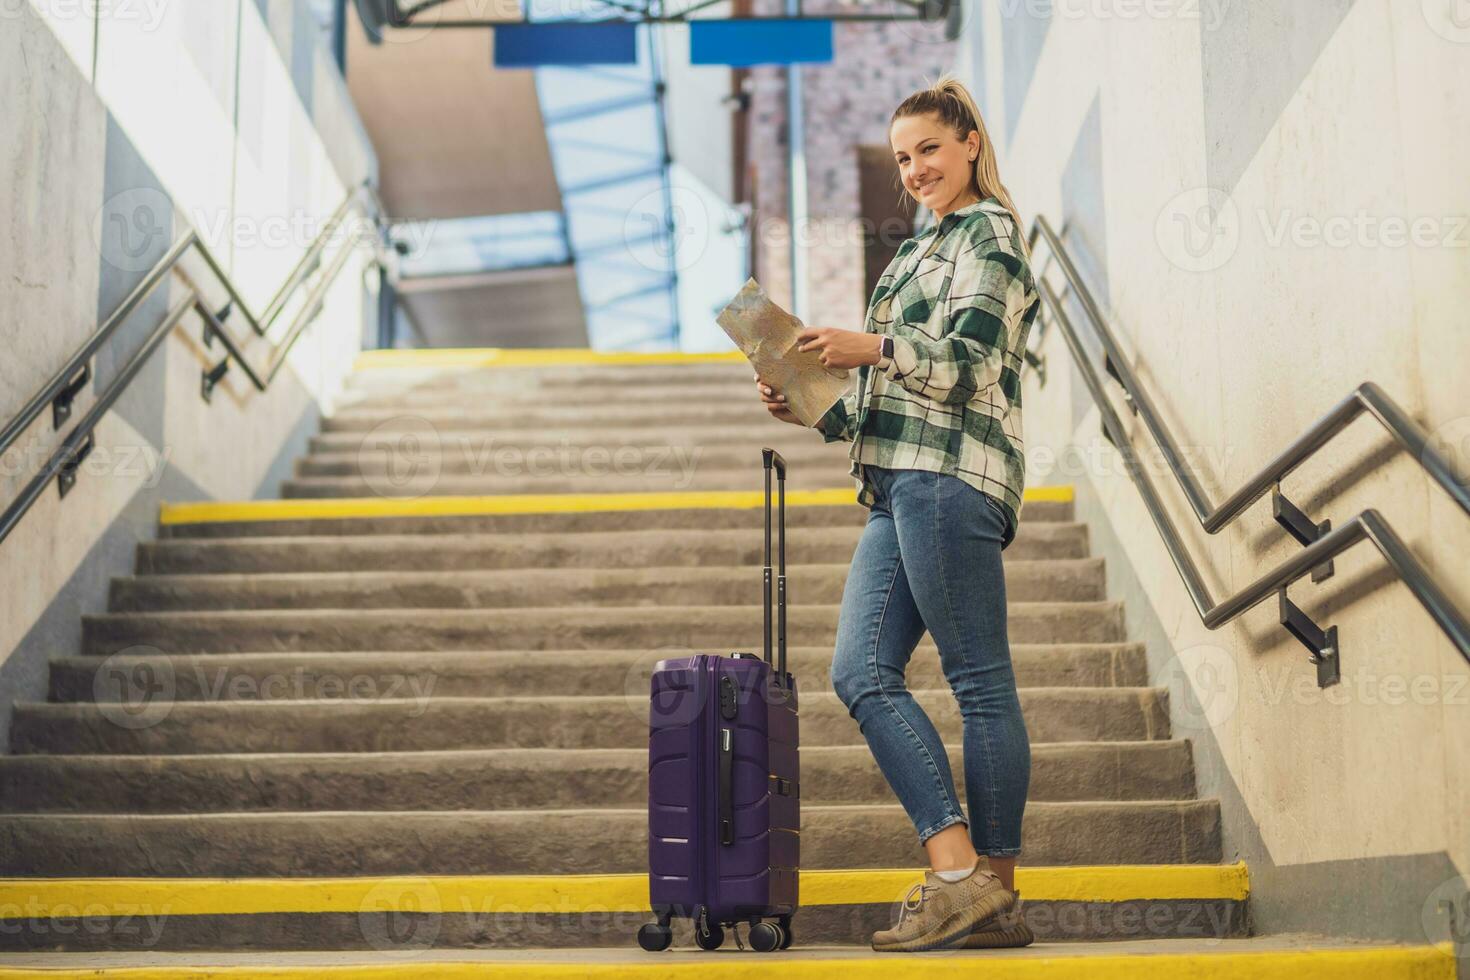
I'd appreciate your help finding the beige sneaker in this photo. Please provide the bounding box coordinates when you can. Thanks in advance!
[871,858,1016,953]
[957,888,1035,948]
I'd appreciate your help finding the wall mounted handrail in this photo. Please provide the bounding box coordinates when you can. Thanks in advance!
[0,179,385,549]
[1028,217,1470,681]
[1031,216,1470,530]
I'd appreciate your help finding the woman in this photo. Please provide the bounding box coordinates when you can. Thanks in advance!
[757,75,1039,953]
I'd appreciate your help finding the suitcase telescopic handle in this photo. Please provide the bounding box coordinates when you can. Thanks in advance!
[762,449,788,687]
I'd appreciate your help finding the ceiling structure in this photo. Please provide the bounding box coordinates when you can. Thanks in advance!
[343,0,590,347]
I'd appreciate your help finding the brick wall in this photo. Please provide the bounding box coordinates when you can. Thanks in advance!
[745,12,955,328]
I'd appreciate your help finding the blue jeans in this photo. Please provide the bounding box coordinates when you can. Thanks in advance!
[830,466,1031,856]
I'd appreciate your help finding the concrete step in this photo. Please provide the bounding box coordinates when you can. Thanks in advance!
[0,800,1221,875]
[308,426,833,457]
[141,522,1087,573]
[343,361,758,391]
[156,498,1076,540]
[295,442,849,478]
[322,402,777,432]
[79,603,1129,655]
[2,939,1444,972]
[0,740,1198,812]
[335,379,770,410]
[11,686,1169,754]
[279,467,855,497]
[52,642,1149,702]
[108,560,1107,612]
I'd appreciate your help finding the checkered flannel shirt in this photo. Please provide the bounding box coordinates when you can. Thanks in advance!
[815,196,1040,549]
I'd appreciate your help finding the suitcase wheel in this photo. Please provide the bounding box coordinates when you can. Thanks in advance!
[694,922,725,951]
[779,914,795,949]
[637,922,672,952]
[749,920,782,952]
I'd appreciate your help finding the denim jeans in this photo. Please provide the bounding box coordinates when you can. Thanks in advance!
[830,465,1031,856]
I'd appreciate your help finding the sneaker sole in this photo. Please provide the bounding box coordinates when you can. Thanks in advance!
[957,919,1036,949]
[870,887,1016,953]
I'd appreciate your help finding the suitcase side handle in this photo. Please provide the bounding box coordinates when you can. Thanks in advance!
[762,448,788,687]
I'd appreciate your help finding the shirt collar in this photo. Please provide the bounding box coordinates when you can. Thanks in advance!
[929,195,1006,235]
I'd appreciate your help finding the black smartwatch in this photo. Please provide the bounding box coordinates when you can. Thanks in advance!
[878,335,894,368]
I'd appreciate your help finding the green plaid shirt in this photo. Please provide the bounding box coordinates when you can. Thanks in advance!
[816,196,1039,550]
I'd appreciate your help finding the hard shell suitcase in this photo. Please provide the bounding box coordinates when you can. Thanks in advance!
[637,448,800,953]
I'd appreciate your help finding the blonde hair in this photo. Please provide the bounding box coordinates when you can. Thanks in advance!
[891,74,1027,252]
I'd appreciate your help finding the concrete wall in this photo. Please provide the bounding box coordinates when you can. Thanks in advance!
[961,0,1470,947]
[0,0,379,749]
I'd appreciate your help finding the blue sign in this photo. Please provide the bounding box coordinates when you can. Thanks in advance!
[494,22,639,67]
[689,19,833,66]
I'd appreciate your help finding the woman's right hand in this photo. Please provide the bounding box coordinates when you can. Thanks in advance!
[755,374,803,425]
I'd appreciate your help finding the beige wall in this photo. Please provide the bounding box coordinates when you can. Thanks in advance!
[964,0,1470,945]
[0,0,378,747]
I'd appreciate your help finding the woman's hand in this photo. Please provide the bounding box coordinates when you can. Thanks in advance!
[755,374,803,425]
[796,327,883,370]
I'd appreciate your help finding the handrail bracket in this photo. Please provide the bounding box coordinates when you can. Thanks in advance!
[1278,587,1341,688]
[1272,485,1336,583]
[52,366,91,430]
[56,433,95,499]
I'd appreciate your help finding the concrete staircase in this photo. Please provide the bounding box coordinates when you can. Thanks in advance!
[0,351,1448,975]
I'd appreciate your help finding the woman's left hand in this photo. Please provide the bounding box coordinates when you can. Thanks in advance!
[796,327,883,370]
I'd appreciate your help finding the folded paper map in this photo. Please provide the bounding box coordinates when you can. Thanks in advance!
[716,278,851,427]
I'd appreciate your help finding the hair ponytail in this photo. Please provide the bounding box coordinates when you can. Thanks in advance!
[892,73,1028,254]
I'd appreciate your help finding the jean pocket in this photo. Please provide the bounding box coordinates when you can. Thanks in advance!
[980,492,1010,527]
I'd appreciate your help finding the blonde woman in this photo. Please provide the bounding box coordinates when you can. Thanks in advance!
[758,75,1039,952]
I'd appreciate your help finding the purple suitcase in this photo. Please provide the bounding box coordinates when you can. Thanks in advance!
[638,448,800,953]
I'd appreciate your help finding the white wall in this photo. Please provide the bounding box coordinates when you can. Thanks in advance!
[963,0,1470,946]
[0,0,379,747]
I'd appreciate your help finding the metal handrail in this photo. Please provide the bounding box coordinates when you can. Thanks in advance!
[0,180,385,548]
[1028,217,1470,679]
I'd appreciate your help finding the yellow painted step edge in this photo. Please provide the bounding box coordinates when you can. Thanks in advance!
[0,943,1459,980]
[0,863,1245,919]
[159,485,1076,526]
[353,348,749,370]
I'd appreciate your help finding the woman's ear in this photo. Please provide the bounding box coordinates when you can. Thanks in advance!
[967,130,980,162]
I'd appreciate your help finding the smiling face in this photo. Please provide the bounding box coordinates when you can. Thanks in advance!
[890,111,981,219]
